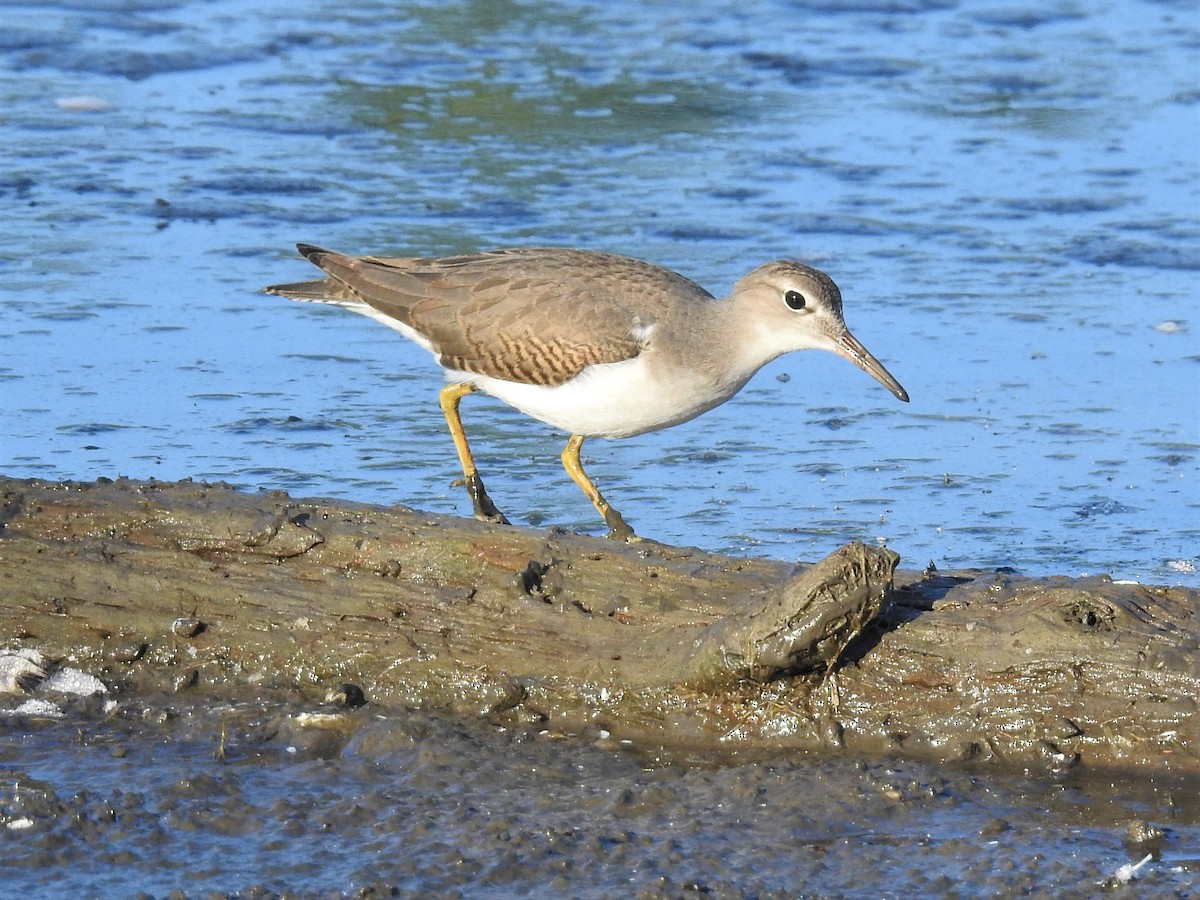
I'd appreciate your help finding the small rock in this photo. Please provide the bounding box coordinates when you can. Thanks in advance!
[11,699,63,718]
[1126,819,1165,844]
[42,668,108,696]
[172,617,205,638]
[0,651,46,694]
[173,670,198,692]
[324,683,366,708]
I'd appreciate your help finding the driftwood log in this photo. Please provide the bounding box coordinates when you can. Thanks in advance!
[0,476,1196,773]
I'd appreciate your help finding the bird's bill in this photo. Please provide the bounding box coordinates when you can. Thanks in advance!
[834,330,909,402]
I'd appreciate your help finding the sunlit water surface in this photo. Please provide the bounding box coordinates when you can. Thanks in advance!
[2,0,1197,585]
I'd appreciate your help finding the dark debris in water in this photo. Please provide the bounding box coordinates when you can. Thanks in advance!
[1066,235,1200,271]
[16,44,266,81]
[183,175,328,197]
[221,415,354,435]
[1073,498,1136,518]
[739,50,907,86]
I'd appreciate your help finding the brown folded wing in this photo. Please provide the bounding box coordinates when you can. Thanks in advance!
[291,246,715,386]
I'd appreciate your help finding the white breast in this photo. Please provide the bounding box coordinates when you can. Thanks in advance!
[456,354,749,439]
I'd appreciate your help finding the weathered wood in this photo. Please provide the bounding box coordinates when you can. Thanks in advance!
[0,476,1196,773]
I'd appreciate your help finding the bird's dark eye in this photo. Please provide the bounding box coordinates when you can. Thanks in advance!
[784,290,806,310]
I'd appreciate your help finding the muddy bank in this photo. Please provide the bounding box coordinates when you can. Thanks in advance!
[0,476,1195,773]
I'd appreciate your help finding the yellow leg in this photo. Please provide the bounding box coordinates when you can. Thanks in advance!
[560,434,638,541]
[438,382,509,525]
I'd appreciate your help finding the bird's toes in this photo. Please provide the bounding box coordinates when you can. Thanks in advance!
[603,523,639,542]
[473,508,510,526]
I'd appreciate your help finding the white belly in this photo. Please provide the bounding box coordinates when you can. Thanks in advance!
[325,302,751,438]
[454,355,747,439]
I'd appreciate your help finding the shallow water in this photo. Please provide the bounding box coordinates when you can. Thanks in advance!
[0,2,1198,893]
[1,0,1197,585]
[1,704,1198,898]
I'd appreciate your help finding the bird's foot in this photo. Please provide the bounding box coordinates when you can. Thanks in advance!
[602,507,639,542]
[465,474,510,526]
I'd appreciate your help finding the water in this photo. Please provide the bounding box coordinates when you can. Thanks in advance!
[1,705,1197,898]
[2,1,1199,895]
[2,0,1197,585]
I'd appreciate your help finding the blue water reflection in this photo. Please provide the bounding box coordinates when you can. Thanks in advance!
[1,0,1196,584]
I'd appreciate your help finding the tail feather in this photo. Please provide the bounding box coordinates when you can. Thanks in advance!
[295,242,328,262]
[262,278,339,300]
[264,244,340,300]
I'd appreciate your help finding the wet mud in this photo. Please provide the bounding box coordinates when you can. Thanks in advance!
[1,476,1196,772]
[2,475,1199,896]
[1,698,1198,897]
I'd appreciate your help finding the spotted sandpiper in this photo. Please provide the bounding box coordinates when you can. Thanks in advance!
[265,244,908,540]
